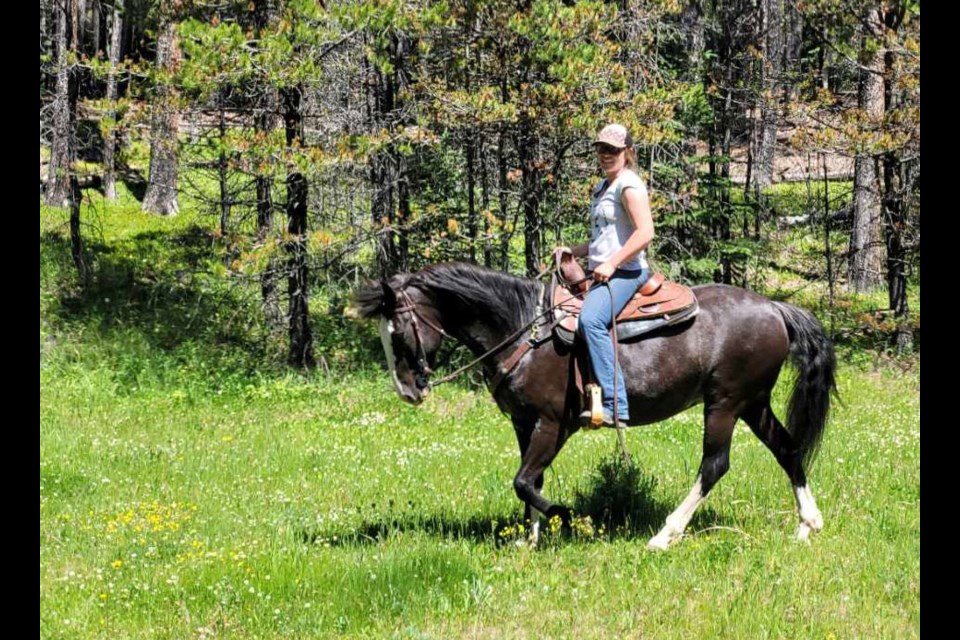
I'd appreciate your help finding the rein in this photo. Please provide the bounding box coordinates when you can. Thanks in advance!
[394,271,594,390]
[394,267,631,463]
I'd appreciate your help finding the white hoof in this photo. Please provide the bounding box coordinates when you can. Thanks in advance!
[794,486,823,537]
[646,538,670,551]
[647,530,679,551]
[805,511,824,532]
[796,510,823,542]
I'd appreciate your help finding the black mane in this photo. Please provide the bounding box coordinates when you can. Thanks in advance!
[411,263,540,331]
[354,262,540,331]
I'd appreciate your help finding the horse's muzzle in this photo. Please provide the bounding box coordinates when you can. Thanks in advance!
[398,383,428,405]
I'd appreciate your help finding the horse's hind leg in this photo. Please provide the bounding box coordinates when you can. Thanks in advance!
[741,400,824,541]
[647,405,736,551]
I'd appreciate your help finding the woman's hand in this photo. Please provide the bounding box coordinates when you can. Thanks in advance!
[593,261,616,283]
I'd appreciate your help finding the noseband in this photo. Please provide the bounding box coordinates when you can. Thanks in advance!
[392,289,452,387]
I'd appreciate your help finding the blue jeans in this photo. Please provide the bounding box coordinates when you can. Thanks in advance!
[577,268,650,420]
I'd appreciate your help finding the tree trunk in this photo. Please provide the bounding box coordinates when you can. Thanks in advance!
[40,0,48,57]
[819,23,831,90]
[883,150,910,348]
[91,0,100,55]
[396,151,410,271]
[498,66,511,271]
[142,20,181,216]
[682,0,705,80]
[371,152,396,277]
[848,6,885,292]
[256,167,282,328]
[518,119,542,277]
[756,0,782,190]
[72,0,83,54]
[466,134,477,263]
[369,32,410,277]
[369,43,395,277]
[782,0,803,105]
[286,173,314,368]
[218,99,230,237]
[479,133,493,268]
[45,0,76,207]
[394,32,411,272]
[497,127,511,271]
[254,0,282,328]
[881,11,913,352]
[282,85,314,368]
[822,154,835,316]
[103,0,122,200]
[717,47,734,285]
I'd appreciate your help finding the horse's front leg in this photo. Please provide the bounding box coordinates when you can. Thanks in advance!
[512,417,544,545]
[513,417,571,546]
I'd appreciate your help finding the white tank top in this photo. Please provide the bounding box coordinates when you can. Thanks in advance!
[588,169,648,271]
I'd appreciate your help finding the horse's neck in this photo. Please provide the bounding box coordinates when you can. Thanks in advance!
[437,296,514,357]
[427,280,535,361]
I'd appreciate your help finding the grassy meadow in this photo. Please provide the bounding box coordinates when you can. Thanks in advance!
[40,188,919,638]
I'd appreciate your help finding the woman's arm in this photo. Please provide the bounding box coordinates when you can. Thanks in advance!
[610,186,654,267]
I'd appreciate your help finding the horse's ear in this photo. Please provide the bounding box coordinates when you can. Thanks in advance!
[349,279,397,319]
[380,279,398,314]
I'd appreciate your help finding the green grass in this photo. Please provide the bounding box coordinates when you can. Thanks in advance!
[41,190,919,639]
[38,355,922,638]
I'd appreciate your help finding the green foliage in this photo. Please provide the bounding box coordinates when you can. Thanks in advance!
[573,454,662,536]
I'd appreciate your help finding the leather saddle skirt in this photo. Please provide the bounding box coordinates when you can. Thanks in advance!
[552,249,698,344]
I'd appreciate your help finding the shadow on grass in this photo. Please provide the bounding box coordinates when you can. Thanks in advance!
[299,457,737,548]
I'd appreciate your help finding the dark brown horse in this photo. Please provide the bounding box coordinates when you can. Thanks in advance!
[355,262,836,549]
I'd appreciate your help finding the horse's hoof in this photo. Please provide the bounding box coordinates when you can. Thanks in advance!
[646,535,674,551]
[807,512,824,531]
[796,514,823,541]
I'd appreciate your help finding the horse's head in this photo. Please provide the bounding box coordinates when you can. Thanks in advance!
[354,278,444,405]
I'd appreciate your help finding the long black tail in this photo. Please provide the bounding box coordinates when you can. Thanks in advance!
[773,302,838,471]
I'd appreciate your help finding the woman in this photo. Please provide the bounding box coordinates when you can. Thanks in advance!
[565,123,655,426]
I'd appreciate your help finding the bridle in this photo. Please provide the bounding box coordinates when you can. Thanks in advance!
[387,280,579,392]
[391,289,453,389]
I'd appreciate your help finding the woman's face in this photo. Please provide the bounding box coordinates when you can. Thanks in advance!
[596,143,625,175]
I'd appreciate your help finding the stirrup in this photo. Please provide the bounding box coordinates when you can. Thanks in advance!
[581,384,604,429]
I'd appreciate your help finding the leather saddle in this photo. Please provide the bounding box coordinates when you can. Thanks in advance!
[551,248,698,344]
